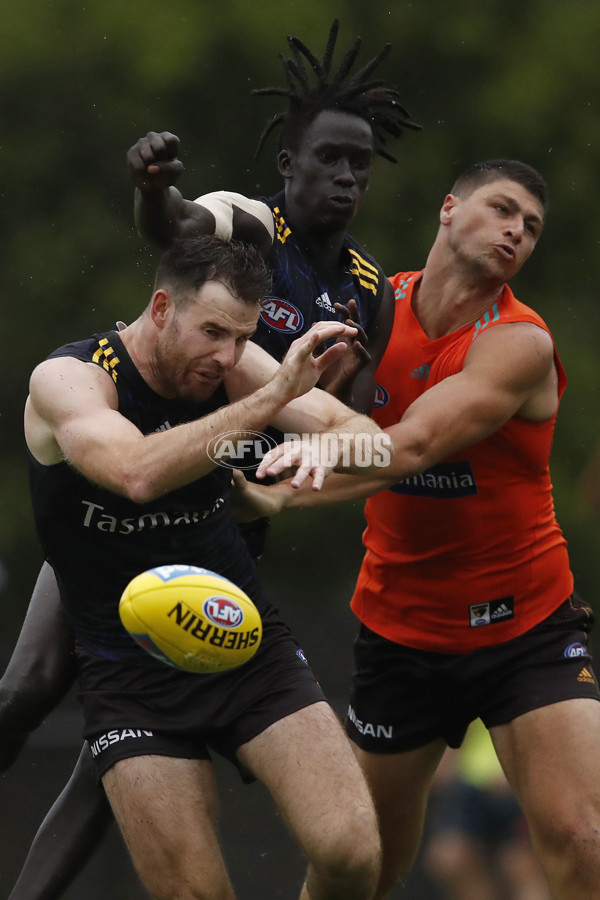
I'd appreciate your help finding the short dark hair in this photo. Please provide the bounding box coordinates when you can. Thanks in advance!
[154,235,272,307]
[451,159,548,210]
[252,19,421,163]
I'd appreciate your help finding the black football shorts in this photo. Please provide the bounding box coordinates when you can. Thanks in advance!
[79,606,325,778]
[346,595,600,753]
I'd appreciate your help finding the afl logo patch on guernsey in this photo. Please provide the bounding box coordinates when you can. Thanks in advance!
[374,383,389,408]
[202,596,244,629]
[260,297,304,333]
[565,642,587,658]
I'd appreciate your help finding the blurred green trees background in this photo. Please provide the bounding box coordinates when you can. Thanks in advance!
[2,0,600,643]
[1,2,600,896]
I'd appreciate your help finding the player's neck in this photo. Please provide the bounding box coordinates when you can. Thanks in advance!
[415,260,506,340]
[285,206,349,279]
[118,318,166,396]
[298,228,349,281]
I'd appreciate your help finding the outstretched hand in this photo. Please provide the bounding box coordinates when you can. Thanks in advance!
[275,320,358,402]
[317,300,371,397]
[127,131,185,191]
[255,436,336,491]
[230,469,289,522]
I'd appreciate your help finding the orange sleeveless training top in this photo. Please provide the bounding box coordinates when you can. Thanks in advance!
[351,271,573,654]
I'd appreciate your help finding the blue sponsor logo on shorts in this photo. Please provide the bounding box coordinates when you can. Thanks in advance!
[565,642,587,658]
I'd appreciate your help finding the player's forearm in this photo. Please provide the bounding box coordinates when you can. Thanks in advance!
[133,186,187,247]
[330,412,393,475]
[284,468,394,508]
[116,378,292,503]
[262,410,392,481]
[231,471,385,522]
[277,430,423,507]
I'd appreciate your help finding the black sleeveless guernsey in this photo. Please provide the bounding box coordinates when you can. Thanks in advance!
[28,330,267,666]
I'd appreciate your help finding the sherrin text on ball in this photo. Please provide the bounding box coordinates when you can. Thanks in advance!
[119,564,262,673]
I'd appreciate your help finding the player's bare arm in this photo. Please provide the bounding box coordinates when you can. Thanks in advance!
[228,321,358,404]
[233,325,387,488]
[128,131,274,255]
[389,320,558,475]
[25,321,371,502]
[257,321,557,499]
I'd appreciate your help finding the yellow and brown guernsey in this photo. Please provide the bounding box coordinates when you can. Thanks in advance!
[91,336,120,383]
[252,191,385,362]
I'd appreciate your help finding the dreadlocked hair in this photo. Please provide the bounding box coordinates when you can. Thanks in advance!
[252,19,421,163]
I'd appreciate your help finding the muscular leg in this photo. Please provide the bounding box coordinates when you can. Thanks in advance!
[8,743,113,900]
[0,562,77,769]
[351,739,447,899]
[491,698,600,899]
[237,701,381,900]
[103,755,236,900]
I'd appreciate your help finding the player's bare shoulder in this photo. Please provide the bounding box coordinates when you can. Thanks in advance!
[26,357,119,464]
[30,355,118,408]
[467,321,558,421]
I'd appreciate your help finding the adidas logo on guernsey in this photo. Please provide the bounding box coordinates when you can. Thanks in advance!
[490,602,512,621]
[315,292,337,314]
[577,666,596,684]
[410,364,430,380]
[469,596,514,627]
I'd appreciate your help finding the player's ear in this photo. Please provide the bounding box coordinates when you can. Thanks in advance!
[440,193,458,225]
[277,148,293,178]
[150,289,172,329]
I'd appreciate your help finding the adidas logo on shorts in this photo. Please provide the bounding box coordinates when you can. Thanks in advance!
[577,667,596,684]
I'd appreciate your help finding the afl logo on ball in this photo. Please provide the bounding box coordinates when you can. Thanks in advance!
[203,596,244,629]
[260,297,304,333]
[374,383,389,408]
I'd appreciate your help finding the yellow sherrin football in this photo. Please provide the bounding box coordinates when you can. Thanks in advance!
[119,564,262,673]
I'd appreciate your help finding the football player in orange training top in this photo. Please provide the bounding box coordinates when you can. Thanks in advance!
[238,159,600,900]
[4,20,418,900]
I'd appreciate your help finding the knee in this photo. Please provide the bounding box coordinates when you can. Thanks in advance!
[307,806,381,899]
[142,870,234,900]
[330,825,381,884]
[535,809,600,872]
